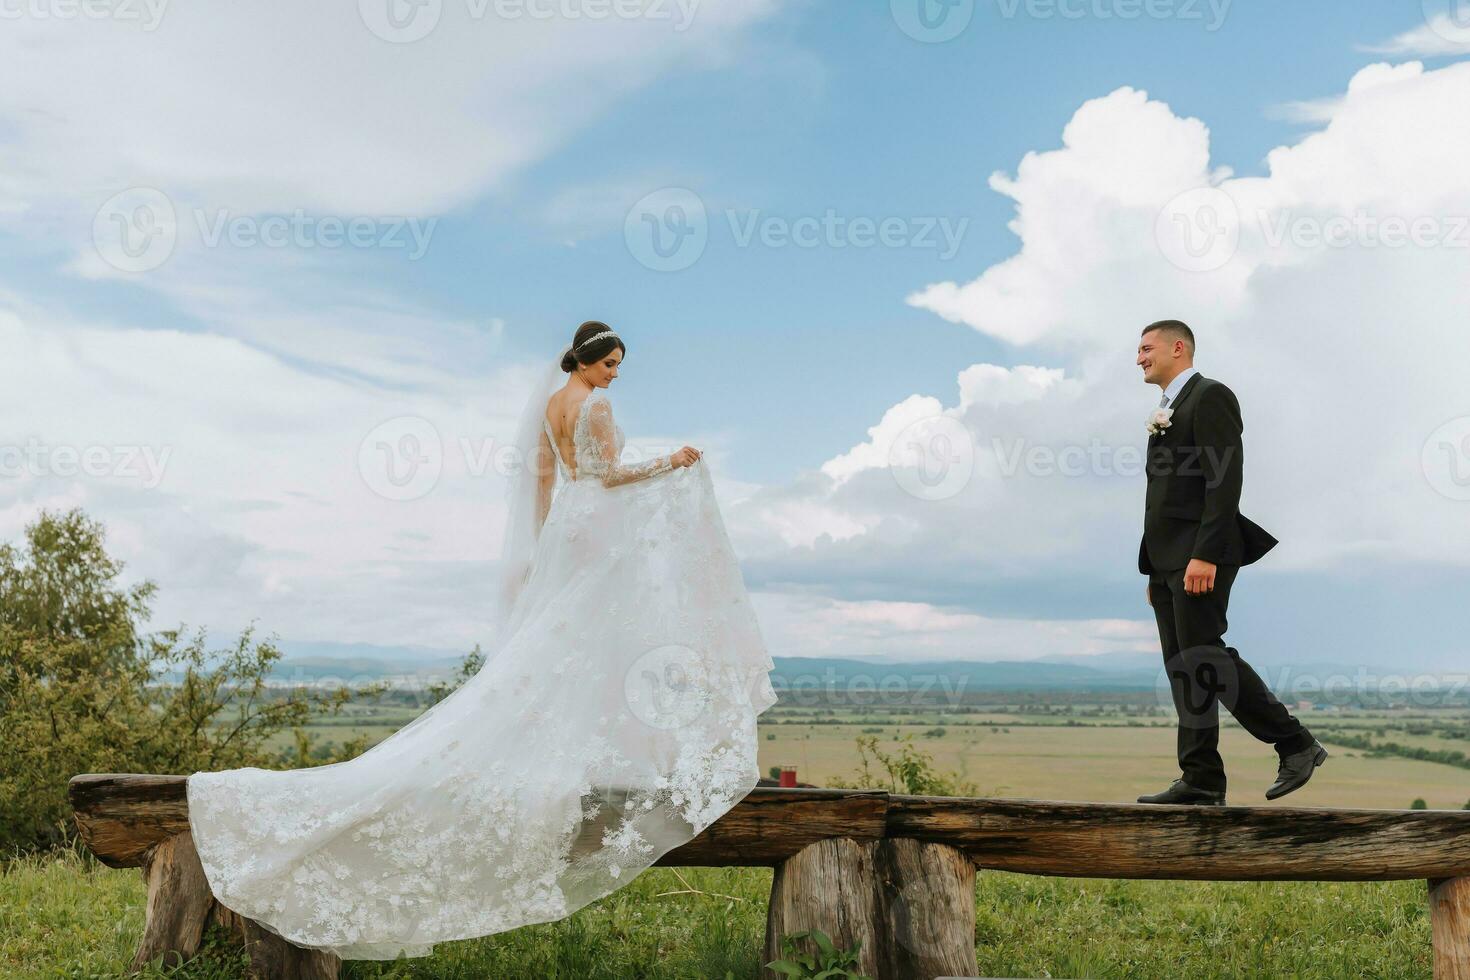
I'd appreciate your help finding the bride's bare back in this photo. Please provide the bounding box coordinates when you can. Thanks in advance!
[544,386,590,481]
[545,382,701,484]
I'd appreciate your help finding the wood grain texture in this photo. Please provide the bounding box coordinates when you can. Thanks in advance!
[887,794,1470,881]
[1431,876,1470,980]
[763,838,977,980]
[70,776,1470,880]
[130,831,212,972]
[70,774,1470,974]
[69,773,189,869]
[871,837,978,980]
[657,787,890,867]
[764,838,883,978]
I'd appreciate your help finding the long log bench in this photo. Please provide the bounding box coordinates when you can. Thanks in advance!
[69,774,1470,979]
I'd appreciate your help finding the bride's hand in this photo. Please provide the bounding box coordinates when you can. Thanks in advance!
[671,446,702,468]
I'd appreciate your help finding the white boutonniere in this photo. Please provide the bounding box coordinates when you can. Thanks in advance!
[1146,407,1174,436]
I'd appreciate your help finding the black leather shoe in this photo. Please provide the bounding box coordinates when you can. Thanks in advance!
[1136,779,1226,806]
[1265,740,1328,800]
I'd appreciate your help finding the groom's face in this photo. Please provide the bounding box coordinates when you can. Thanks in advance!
[1137,330,1184,386]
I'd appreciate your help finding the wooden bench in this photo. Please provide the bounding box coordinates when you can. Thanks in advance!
[69,775,1470,979]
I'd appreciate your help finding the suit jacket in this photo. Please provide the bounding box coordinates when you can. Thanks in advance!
[1138,372,1277,574]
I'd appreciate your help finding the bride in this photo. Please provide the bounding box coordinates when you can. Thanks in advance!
[185,320,778,960]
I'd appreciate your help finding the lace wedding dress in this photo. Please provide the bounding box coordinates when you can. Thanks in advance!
[186,360,777,960]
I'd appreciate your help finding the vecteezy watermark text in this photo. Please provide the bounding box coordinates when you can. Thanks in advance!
[93,188,438,273]
[0,439,171,489]
[624,188,969,272]
[358,0,700,43]
[0,0,169,29]
[1156,187,1470,273]
[194,209,437,259]
[356,416,678,501]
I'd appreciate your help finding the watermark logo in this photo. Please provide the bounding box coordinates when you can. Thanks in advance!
[1158,194,1470,271]
[194,209,437,259]
[625,187,708,272]
[891,0,975,43]
[991,437,1234,484]
[0,0,169,29]
[995,0,1232,31]
[1259,210,1469,250]
[359,0,442,42]
[624,644,711,730]
[625,187,970,271]
[888,415,975,501]
[1155,186,1240,273]
[93,187,177,273]
[1154,643,1241,732]
[358,416,443,501]
[0,439,171,489]
[1422,415,1470,501]
[1423,0,1470,45]
[893,872,968,961]
[360,0,699,43]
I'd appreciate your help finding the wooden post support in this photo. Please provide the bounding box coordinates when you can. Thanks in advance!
[130,829,340,980]
[763,837,977,980]
[1430,876,1470,980]
[131,830,213,972]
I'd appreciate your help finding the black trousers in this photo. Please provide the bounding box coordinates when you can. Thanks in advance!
[1148,563,1313,792]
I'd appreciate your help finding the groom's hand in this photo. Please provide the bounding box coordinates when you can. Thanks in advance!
[1184,558,1217,595]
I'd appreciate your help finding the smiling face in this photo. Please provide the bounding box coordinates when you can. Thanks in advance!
[579,346,623,388]
[1137,327,1192,387]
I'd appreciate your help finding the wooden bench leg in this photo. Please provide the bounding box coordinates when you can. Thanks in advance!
[131,830,213,971]
[1431,877,1470,980]
[130,830,339,979]
[764,837,977,980]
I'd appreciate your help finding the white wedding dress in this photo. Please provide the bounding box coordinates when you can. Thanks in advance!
[186,372,777,961]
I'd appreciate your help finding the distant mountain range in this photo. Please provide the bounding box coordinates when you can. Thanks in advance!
[265,640,1460,694]
[270,641,1162,690]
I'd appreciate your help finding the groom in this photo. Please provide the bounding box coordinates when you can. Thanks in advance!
[1135,319,1327,806]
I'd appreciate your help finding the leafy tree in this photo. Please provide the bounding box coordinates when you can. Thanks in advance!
[1410,798,1428,810]
[0,508,387,854]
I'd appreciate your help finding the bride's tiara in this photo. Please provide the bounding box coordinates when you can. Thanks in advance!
[576,329,619,350]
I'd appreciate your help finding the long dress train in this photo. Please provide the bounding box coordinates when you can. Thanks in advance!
[185,384,777,960]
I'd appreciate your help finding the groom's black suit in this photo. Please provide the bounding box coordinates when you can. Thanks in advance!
[1141,372,1313,793]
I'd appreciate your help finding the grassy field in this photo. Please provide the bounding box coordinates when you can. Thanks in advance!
[2,842,1435,979]
[756,719,1470,809]
[280,700,1470,811]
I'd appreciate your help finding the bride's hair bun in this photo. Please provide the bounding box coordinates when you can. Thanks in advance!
[562,320,626,373]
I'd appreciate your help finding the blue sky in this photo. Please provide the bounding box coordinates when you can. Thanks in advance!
[2,1,1468,676]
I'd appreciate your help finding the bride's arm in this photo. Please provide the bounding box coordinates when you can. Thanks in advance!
[584,397,674,488]
[534,427,556,533]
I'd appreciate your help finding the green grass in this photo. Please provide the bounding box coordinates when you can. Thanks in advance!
[3,845,1434,978]
[974,875,1430,979]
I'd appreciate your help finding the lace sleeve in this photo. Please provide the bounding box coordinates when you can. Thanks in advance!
[583,396,674,488]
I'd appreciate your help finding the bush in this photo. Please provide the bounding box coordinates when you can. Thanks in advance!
[828,734,978,796]
[0,507,388,855]
[1410,798,1428,810]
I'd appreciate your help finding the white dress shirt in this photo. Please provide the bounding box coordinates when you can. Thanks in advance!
[1159,366,1199,408]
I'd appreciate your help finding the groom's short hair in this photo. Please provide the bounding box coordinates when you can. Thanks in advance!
[1142,319,1195,354]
